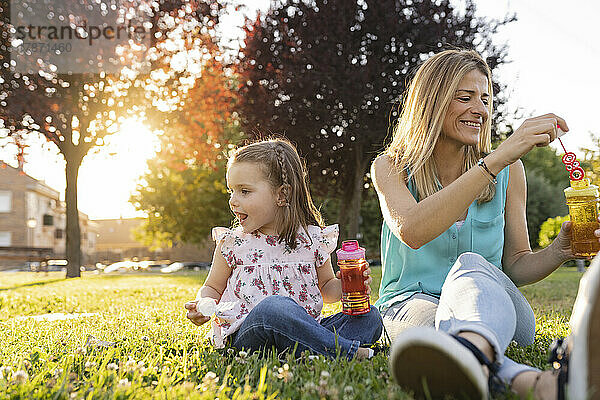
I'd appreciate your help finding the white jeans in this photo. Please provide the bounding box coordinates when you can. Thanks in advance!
[381,252,539,383]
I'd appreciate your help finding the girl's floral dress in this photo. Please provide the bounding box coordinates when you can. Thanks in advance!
[208,224,338,348]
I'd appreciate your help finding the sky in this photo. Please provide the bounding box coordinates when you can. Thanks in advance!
[1,0,598,220]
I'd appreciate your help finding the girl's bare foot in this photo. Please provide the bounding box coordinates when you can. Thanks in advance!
[355,347,371,360]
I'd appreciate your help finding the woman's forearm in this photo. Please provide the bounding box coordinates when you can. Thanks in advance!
[503,243,570,286]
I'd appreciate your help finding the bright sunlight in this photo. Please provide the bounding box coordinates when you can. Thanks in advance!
[77,118,161,220]
[13,117,161,220]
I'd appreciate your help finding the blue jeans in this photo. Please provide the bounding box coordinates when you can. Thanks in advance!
[381,252,538,383]
[229,295,383,359]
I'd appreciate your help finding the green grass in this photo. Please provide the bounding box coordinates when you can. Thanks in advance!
[0,266,585,399]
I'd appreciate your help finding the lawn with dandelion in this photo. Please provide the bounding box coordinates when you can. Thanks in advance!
[0,266,584,399]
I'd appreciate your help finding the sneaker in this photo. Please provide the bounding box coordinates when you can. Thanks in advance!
[389,327,488,399]
[568,255,600,400]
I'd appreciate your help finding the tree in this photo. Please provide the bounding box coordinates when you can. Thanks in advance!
[0,0,226,277]
[521,146,571,189]
[580,133,600,186]
[131,151,233,248]
[131,59,242,246]
[525,170,568,248]
[520,146,570,247]
[519,136,600,248]
[237,0,513,239]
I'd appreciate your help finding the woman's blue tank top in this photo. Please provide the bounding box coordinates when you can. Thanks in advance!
[375,165,510,310]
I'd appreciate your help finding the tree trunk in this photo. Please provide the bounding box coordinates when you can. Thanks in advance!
[336,196,349,238]
[65,156,82,278]
[345,146,367,241]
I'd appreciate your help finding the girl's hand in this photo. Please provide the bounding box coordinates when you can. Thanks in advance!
[495,114,568,167]
[184,301,211,326]
[362,261,373,295]
[335,260,373,295]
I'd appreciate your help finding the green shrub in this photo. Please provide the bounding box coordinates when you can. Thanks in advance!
[538,215,569,248]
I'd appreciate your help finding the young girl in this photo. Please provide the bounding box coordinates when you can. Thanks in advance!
[184,138,382,359]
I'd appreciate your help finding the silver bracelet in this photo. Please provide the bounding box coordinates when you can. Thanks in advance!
[477,158,497,184]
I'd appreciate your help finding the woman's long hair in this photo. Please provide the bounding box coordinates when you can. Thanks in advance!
[228,138,324,249]
[385,49,495,203]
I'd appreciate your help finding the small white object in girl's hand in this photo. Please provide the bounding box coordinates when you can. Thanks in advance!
[195,298,217,316]
[557,127,567,138]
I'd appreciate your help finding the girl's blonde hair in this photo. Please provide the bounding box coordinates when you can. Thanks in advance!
[385,49,495,203]
[228,138,324,249]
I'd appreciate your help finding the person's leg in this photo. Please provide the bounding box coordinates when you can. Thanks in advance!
[436,252,538,383]
[230,295,362,359]
[380,293,438,343]
[511,254,600,400]
[320,305,383,346]
[436,252,535,360]
[390,252,538,398]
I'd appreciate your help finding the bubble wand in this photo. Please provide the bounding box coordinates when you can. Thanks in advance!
[557,125,585,181]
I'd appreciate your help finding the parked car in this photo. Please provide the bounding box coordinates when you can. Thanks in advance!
[160,262,210,273]
[137,261,168,271]
[103,261,139,274]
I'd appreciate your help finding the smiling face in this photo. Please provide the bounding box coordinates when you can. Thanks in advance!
[226,161,281,236]
[441,69,490,147]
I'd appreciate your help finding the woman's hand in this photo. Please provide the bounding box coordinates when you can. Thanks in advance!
[184,301,211,326]
[335,260,373,295]
[494,114,569,167]
[551,221,576,261]
[552,217,600,261]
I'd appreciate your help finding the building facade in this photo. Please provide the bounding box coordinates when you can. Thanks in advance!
[93,218,214,264]
[0,163,96,268]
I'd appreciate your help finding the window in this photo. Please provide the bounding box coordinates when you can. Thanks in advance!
[43,214,54,226]
[0,232,11,246]
[0,191,11,212]
[55,229,63,239]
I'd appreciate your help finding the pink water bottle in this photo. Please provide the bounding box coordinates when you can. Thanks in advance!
[336,240,370,315]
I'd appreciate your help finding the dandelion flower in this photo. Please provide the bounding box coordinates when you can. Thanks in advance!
[106,363,118,371]
[84,361,96,369]
[320,370,330,379]
[125,359,137,370]
[117,378,130,388]
[13,370,28,383]
[203,371,217,382]
[181,381,195,391]
[0,366,13,380]
[277,364,292,382]
[238,350,248,359]
[75,346,86,355]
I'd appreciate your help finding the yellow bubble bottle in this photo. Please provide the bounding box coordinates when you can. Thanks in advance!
[564,178,600,257]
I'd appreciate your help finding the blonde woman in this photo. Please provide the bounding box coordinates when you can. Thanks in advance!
[371,49,600,399]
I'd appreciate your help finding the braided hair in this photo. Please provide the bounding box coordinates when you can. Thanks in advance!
[228,138,324,249]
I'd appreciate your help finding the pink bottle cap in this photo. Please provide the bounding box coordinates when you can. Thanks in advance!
[336,240,365,260]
